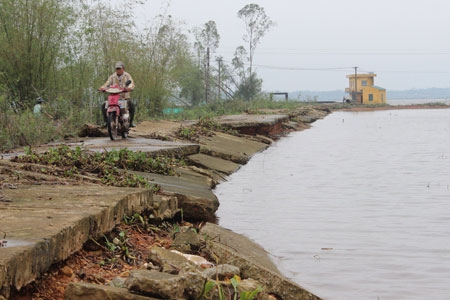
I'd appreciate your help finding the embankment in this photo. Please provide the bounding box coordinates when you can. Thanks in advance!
[1,105,333,300]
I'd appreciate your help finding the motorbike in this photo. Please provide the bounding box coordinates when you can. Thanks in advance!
[103,80,132,140]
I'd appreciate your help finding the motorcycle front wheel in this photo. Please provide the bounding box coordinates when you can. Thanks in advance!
[107,112,119,140]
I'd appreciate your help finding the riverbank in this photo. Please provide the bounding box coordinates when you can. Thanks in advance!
[1,106,332,300]
[2,102,448,300]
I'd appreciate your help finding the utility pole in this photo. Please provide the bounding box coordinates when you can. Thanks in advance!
[217,57,222,101]
[353,66,358,103]
[205,47,210,103]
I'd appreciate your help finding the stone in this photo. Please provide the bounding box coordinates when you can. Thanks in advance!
[148,246,190,274]
[171,227,203,252]
[170,250,214,268]
[203,264,240,280]
[108,276,127,288]
[125,269,185,299]
[182,267,206,299]
[65,282,154,300]
[145,247,206,298]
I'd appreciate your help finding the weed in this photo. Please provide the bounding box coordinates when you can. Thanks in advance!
[101,230,138,265]
[11,145,180,188]
[197,274,262,300]
[123,213,146,226]
[176,116,237,141]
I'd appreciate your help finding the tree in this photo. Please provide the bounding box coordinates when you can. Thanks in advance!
[234,72,262,101]
[193,20,220,56]
[172,58,204,106]
[235,3,274,100]
[0,0,76,108]
[135,15,194,116]
[193,20,220,103]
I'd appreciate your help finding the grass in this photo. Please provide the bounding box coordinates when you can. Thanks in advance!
[4,95,442,152]
[0,97,316,152]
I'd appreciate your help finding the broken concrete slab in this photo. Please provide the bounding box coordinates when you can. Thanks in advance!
[197,131,269,164]
[187,153,241,176]
[215,114,289,128]
[0,185,159,297]
[3,137,199,160]
[215,114,290,136]
[136,170,220,222]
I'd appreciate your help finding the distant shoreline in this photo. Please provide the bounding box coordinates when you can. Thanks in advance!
[290,87,450,102]
[338,103,450,112]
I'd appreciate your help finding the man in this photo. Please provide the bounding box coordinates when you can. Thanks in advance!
[98,61,136,127]
[33,97,44,116]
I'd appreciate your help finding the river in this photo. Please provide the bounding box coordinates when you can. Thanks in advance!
[214,103,450,300]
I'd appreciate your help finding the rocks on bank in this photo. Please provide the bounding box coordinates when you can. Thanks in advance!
[65,223,321,300]
[0,107,330,300]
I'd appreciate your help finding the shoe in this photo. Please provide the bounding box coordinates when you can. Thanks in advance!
[102,122,107,128]
[130,122,136,128]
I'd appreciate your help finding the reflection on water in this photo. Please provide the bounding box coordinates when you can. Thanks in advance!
[215,108,450,300]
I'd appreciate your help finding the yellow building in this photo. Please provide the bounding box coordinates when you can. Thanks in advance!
[345,73,386,104]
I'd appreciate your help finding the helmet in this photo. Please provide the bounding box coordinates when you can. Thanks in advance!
[36,97,44,103]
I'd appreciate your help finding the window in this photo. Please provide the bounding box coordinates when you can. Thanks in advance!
[369,94,373,101]
[362,80,367,86]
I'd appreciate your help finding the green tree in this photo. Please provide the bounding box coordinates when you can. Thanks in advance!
[193,20,220,56]
[234,72,262,101]
[0,0,76,109]
[235,3,274,100]
[193,20,220,103]
[135,15,193,116]
[172,57,204,106]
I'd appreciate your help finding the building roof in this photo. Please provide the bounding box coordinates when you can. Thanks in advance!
[346,73,377,78]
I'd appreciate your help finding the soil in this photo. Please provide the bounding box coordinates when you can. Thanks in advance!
[9,220,194,300]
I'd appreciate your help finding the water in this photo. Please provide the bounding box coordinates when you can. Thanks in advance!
[387,98,450,105]
[215,107,450,300]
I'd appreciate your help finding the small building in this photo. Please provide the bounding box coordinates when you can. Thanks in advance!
[345,73,386,104]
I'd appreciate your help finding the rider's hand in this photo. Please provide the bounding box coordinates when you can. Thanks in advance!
[98,88,106,92]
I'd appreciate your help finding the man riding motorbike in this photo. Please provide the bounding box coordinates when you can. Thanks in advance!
[98,61,136,127]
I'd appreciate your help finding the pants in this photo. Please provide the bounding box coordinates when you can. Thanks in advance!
[102,99,135,124]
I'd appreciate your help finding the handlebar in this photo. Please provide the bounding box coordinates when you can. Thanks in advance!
[98,80,132,93]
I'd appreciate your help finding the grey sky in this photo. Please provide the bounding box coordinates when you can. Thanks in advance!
[131,0,450,92]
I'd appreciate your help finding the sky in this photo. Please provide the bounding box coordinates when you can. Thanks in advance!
[128,0,450,93]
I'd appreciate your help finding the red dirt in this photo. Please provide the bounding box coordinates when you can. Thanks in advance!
[9,221,178,300]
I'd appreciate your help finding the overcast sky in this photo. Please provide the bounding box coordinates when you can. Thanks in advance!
[129,0,450,93]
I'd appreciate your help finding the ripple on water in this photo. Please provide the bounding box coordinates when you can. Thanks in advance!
[216,109,450,300]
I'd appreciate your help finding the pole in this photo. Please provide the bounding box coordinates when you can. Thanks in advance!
[205,47,210,103]
[217,57,222,101]
[353,66,358,103]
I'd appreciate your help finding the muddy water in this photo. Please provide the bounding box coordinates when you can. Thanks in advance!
[215,108,450,300]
